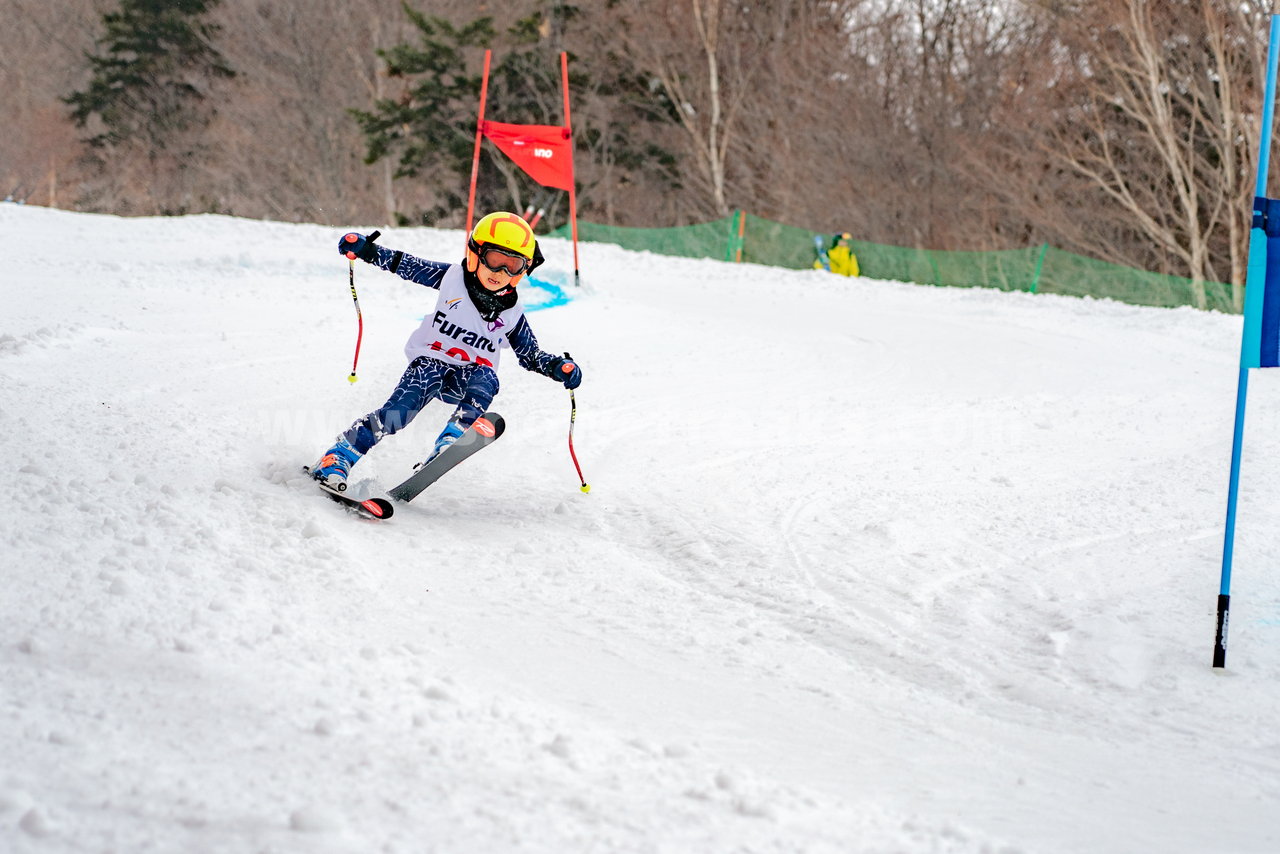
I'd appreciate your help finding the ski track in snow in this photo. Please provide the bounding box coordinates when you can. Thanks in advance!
[2,203,1280,853]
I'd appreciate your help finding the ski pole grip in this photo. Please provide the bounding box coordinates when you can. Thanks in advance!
[345,230,382,261]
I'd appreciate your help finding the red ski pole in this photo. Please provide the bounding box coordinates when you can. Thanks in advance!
[342,229,379,384]
[564,352,589,493]
[346,257,362,383]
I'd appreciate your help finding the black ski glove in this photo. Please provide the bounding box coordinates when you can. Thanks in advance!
[549,356,582,390]
[338,230,381,263]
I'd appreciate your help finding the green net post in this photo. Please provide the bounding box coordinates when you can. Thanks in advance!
[726,210,745,263]
[1030,243,1049,294]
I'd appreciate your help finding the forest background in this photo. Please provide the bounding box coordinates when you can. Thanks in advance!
[2,0,1275,300]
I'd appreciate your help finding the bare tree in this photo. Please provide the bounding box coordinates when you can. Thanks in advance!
[614,0,756,219]
[0,0,105,206]
[997,0,1269,306]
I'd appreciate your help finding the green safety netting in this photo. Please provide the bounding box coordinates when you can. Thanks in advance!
[549,212,1241,313]
[1034,246,1237,312]
[551,218,739,262]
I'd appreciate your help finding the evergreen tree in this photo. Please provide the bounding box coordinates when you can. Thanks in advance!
[65,0,234,152]
[351,10,495,224]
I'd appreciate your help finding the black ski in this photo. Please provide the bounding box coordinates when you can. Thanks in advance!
[301,467,395,520]
[389,412,505,502]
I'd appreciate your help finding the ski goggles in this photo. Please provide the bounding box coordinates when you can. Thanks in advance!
[477,245,531,276]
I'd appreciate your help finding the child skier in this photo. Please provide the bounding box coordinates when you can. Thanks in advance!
[310,211,583,491]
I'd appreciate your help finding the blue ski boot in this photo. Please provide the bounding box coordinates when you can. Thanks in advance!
[311,437,362,492]
[417,422,465,470]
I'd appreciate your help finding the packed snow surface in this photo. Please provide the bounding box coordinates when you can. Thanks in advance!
[2,203,1279,853]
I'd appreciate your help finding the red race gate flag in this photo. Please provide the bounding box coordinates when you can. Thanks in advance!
[481,121,574,191]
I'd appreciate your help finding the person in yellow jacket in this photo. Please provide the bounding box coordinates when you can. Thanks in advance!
[814,232,860,277]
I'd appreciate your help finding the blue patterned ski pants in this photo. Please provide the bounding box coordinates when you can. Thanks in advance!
[342,357,499,455]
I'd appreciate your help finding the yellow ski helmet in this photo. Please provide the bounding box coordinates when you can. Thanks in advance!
[466,211,544,285]
[471,211,536,258]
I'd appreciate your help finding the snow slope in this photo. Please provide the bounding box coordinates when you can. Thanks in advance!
[2,203,1279,853]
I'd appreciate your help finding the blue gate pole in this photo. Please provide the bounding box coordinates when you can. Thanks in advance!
[1218,365,1252,668]
[1216,14,1280,669]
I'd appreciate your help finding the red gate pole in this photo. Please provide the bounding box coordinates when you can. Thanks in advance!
[560,52,580,287]
[465,50,492,240]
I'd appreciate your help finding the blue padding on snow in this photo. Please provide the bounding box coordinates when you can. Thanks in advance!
[523,271,572,312]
